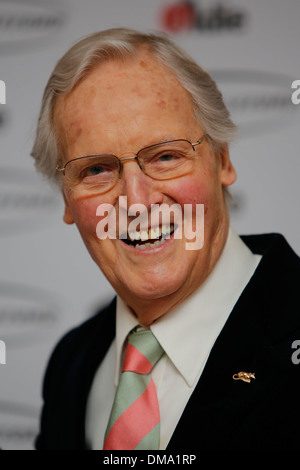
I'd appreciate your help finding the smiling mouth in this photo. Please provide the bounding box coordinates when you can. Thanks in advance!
[121,224,175,249]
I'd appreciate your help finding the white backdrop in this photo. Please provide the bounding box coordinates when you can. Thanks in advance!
[0,0,299,449]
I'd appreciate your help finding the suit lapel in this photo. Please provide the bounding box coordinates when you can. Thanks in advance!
[57,298,116,449]
[168,234,300,449]
[167,288,268,449]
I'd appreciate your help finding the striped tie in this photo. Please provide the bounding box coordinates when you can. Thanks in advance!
[103,328,164,450]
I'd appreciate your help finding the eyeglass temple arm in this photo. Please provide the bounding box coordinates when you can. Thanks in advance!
[191,132,206,148]
[56,165,65,174]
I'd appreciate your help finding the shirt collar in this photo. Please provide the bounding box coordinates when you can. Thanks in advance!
[115,228,261,387]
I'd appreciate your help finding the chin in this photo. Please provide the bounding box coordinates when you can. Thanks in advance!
[120,275,187,302]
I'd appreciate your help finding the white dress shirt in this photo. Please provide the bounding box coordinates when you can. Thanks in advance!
[85,228,262,450]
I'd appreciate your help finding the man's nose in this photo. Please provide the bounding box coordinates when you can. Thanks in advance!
[120,159,164,210]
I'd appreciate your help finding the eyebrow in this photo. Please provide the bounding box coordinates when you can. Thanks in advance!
[72,135,188,159]
[143,135,185,147]
[85,129,202,163]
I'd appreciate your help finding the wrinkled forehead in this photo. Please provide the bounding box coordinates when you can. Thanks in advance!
[53,51,196,132]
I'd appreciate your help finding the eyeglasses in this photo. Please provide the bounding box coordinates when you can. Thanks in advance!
[56,133,206,195]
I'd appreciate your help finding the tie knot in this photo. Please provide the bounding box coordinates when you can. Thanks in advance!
[122,329,164,374]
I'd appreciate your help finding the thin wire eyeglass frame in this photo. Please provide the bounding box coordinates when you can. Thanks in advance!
[56,132,207,192]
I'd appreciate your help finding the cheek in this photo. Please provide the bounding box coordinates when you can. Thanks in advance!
[171,177,212,206]
[69,195,105,239]
[170,172,223,231]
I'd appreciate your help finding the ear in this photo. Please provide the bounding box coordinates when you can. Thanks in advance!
[62,191,74,225]
[219,145,237,187]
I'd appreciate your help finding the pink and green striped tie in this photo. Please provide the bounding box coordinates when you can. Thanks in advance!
[103,328,164,450]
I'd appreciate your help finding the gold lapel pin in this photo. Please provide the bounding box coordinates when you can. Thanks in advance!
[233,371,255,383]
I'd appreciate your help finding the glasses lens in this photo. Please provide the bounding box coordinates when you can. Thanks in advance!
[64,155,119,194]
[138,140,195,180]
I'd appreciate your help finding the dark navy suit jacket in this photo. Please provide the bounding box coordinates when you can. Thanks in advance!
[36,234,300,450]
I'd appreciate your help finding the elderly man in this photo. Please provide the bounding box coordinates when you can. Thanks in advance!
[32,28,300,450]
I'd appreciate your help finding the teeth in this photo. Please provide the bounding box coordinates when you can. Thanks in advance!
[135,242,151,250]
[150,227,160,239]
[129,230,141,241]
[140,230,148,241]
[161,224,174,239]
[128,224,174,242]
[134,238,167,249]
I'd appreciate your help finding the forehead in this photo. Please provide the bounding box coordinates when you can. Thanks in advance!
[54,51,198,154]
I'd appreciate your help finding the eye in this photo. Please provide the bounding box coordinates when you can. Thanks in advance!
[79,160,116,179]
[145,149,190,176]
[87,164,106,176]
[152,151,184,166]
[157,153,177,162]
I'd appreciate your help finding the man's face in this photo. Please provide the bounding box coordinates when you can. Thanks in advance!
[54,52,236,323]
